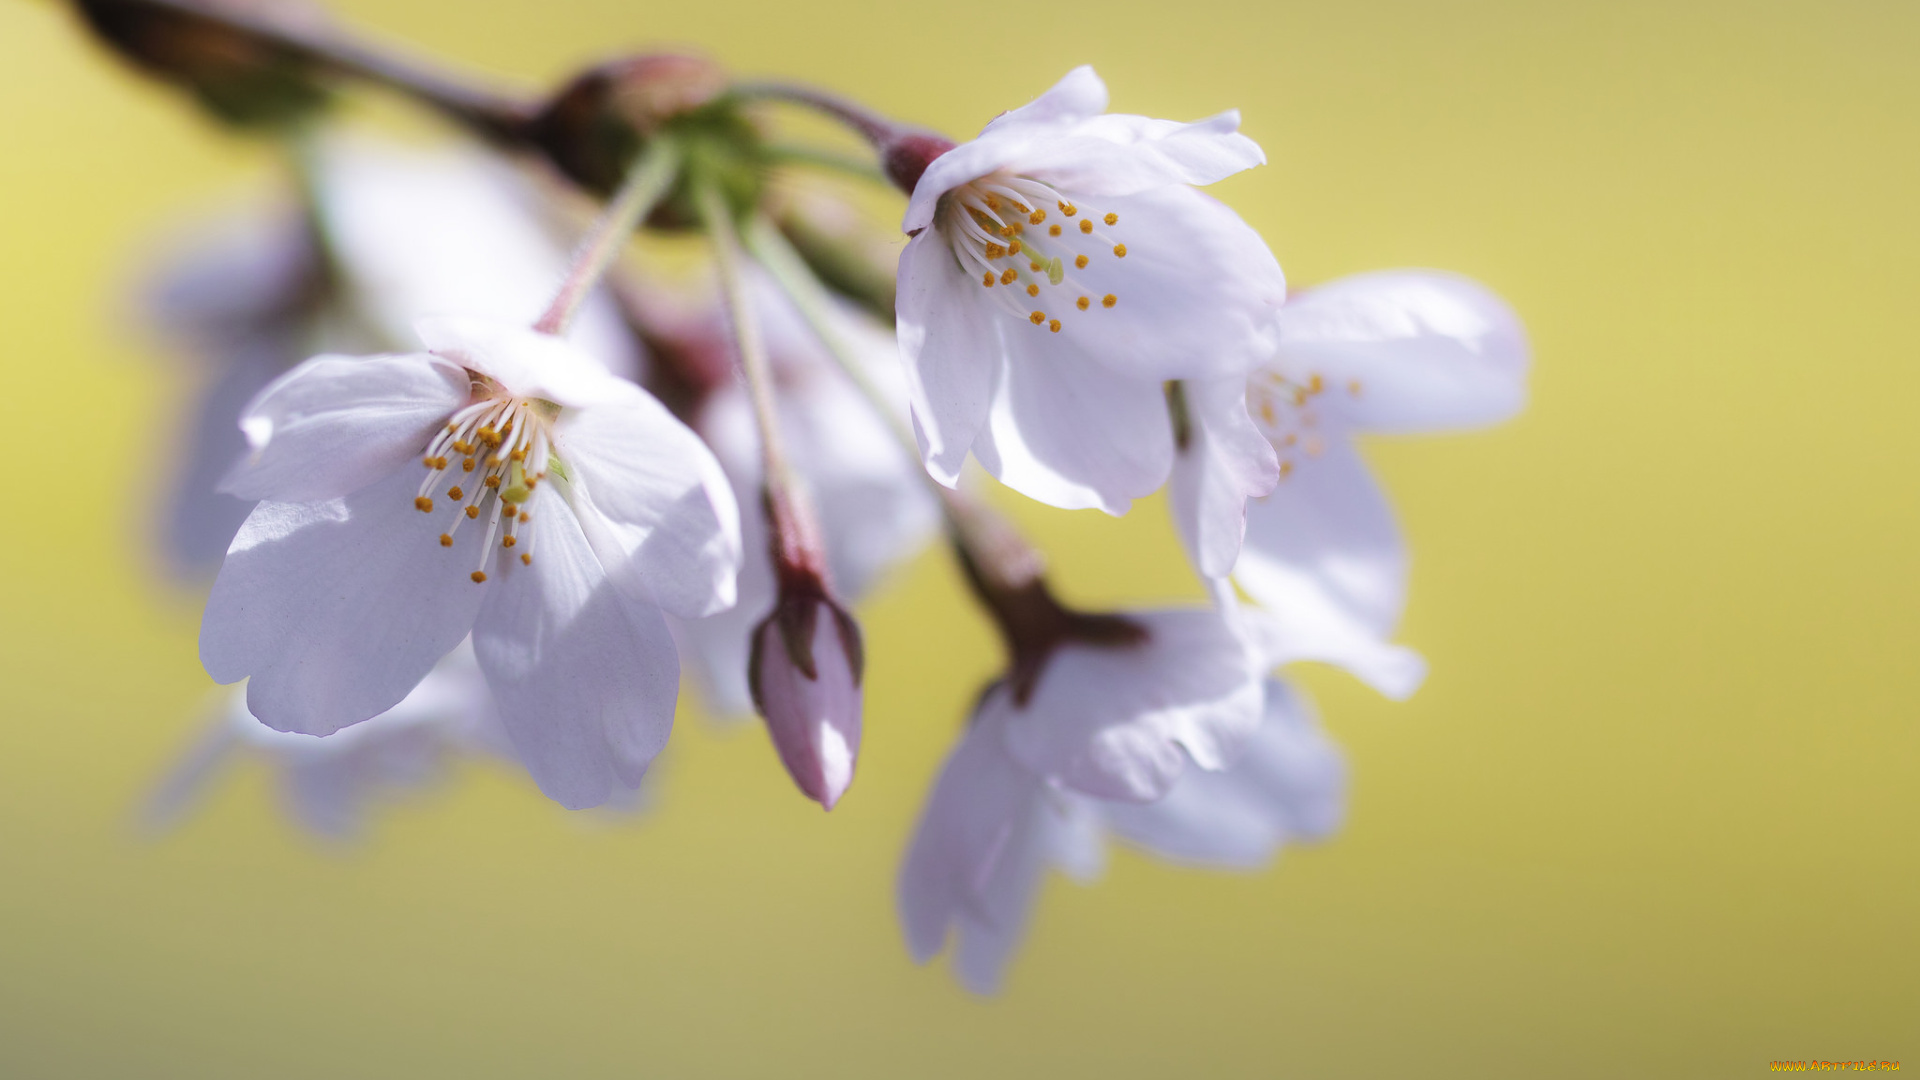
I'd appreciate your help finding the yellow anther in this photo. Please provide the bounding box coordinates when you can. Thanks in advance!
[1027,283,1041,297]
[1029,209,1046,225]
[1000,226,1015,238]
[1348,380,1363,396]
[1030,311,1046,325]
[1030,261,1043,272]
[1075,254,1089,269]
[470,571,487,584]
[983,272,996,287]
[1308,374,1325,394]
[413,496,433,513]
[453,441,472,454]
[510,449,526,461]
[1113,244,1127,258]
[1080,219,1094,234]
[1012,221,1024,235]
[986,193,1001,209]
[484,475,501,489]
[503,535,517,548]
[1049,224,1062,237]
[1279,460,1294,478]
[439,533,452,547]
[1076,296,1091,311]
[520,553,532,566]
[448,486,464,500]
[1000,268,1018,285]
[1260,401,1276,424]
[435,457,449,470]
[518,512,530,523]
[1102,294,1118,308]
[465,506,480,520]
[985,243,1006,259]
[1059,201,1076,216]
[1281,433,1297,447]
[422,456,435,469]
[1104,212,1118,226]
[1008,240,1022,255]
[462,458,476,472]
[1048,319,1061,333]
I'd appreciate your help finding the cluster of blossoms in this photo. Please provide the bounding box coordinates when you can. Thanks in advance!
[78,0,1527,991]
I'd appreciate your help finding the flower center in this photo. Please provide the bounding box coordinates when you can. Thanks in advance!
[1245,368,1362,480]
[939,173,1127,335]
[411,382,558,582]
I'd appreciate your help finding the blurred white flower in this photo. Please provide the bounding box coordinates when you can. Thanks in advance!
[143,136,639,574]
[898,676,1344,994]
[895,66,1286,514]
[1172,271,1530,649]
[201,319,740,809]
[144,646,500,838]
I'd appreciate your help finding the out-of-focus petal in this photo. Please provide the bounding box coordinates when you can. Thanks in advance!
[1101,679,1346,867]
[999,609,1267,802]
[1270,271,1529,434]
[414,318,638,410]
[1237,436,1407,640]
[220,353,469,503]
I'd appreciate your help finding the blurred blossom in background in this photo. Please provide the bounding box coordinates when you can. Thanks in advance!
[1,0,1914,1076]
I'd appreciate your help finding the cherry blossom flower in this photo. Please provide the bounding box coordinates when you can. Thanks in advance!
[200,318,740,809]
[749,590,864,809]
[1172,270,1530,645]
[898,675,1344,994]
[142,136,638,574]
[895,66,1286,514]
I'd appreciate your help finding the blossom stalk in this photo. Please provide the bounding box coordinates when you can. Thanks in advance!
[534,139,681,336]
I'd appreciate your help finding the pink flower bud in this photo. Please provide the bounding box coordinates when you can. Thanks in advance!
[749,594,865,809]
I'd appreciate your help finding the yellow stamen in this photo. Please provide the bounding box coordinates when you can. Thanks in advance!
[1113,244,1127,258]
[1029,311,1046,325]
[1104,212,1118,226]
[413,496,433,513]
[1102,294,1118,308]
[1076,297,1091,311]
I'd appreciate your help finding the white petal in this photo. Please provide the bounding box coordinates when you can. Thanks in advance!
[972,345,1173,515]
[1101,679,1346,867]
[979,66,1109,136]
[897,703,1042,966]
[897,702,1099,993]
[1024,184,1286,383]
[559,390,743,619]
[999,609,1267,802]
[414,318,638,409]
[200,467,490,734]
[1242,603,1428,701]
[1019,110,1266,196]
[901,67,1110,235]
[472,487,680,810]
[219,352,469,503]
[1270,271,1529,433]
[1170,377,1281,577]
[894,233,1002,485]
[1237,436,1407,641]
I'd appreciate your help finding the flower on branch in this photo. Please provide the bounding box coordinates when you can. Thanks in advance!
[200,318,741,809]
[895,66,1286,514]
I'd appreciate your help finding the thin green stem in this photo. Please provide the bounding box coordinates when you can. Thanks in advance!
[534,138,680,336]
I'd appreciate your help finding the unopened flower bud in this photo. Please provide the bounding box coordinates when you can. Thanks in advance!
[73,0,333,129]
[748,589,865,810]
[530,52,766,225]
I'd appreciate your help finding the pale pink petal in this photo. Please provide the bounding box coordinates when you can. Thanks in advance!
[972,346,1173,515]
[220,352,469,503]
[895,233,1003,486]
[201,467,490,735]
[414,318,639,409]
[1271,271,1529,434]
[559,390,743,619]
[1170,376,1281,577]
[472,486,681,811]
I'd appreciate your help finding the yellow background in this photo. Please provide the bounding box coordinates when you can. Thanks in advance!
[2,0,1914,1075]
